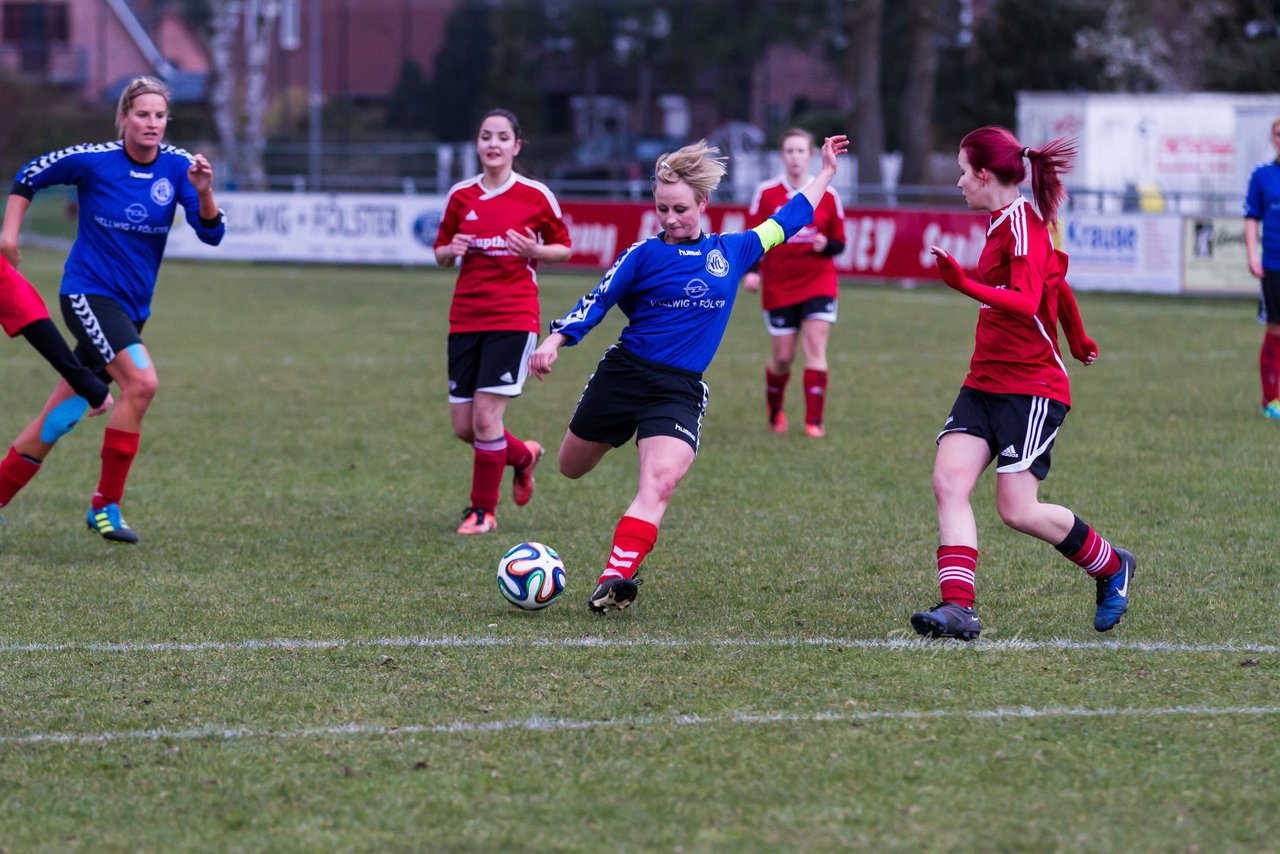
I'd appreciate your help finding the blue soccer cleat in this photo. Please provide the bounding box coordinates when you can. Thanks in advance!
[910,601,982,641]
[86,502,139,544]
[1094,548,1134,632]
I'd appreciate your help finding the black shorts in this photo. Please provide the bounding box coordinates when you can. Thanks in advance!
[1258,268,1280,323]
[447,330,537,402]
[937,386,1069,480]
[569,345,708,452]
[764,295,837,336]
[60,293,146,381]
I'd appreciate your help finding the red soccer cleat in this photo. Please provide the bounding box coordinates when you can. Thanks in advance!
[512,440,544,507]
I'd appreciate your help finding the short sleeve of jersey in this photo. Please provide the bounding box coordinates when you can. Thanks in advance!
[1245,166,1265,220]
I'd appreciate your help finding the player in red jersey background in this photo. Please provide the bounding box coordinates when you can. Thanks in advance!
[911,125,1135,640]
[434,108,572,534]
[743,128,845,437]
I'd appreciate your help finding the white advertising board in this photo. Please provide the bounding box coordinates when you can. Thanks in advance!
[167,192,447,265]
[1058,213,1182,294]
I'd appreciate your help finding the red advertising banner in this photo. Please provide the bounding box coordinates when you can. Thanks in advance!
[559,201,989,280]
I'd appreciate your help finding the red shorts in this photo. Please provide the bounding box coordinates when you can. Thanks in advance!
[0,256,51,337]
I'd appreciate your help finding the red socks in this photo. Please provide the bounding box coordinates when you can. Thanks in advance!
[1056,517,1121,578]
[765,369,789,419]
[92,428,140,509]
[0,445,42,507]
[936,545,978,608]
[469,435,507,512]
[803,368,828,426]
[1260,334,1280,406]
[503,429,533,470]
[599,515,658,584]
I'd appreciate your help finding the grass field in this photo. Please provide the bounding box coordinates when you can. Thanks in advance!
[1,247,1277,852]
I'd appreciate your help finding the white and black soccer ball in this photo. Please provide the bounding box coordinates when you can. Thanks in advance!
[497,542,567,610]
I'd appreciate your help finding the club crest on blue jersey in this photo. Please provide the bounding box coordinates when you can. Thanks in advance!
[150,178,173,205]
[705,249,729,277]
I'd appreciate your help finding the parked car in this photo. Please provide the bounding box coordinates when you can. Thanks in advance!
[550,133,685,190]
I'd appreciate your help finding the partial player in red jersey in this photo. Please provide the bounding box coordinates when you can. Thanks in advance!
[0,257,113,543]
[910,125,1135,640]
[743,129,846,437]
[1,255,112,414]
[433,109,572,535]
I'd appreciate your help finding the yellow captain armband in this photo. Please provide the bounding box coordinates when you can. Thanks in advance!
[751,218,787,252]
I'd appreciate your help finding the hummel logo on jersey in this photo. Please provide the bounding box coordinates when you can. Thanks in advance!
[464,210,479,221]
[129,170,153,179]
[1000,445,1018,458]
[678,248,702,256]
[499,371,514,383]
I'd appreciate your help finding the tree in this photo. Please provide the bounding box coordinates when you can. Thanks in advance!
[426,0,495,141]
[208,0,280,188]
[386,60,432,132]
[842,0,886,185]
[895,0,945,184]
[935,0,1107,138]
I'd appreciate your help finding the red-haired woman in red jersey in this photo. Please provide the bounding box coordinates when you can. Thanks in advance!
[434,109,572,534]
[910,126,1134,640]
[743,128,845,437]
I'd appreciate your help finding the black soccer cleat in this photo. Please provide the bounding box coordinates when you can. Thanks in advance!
[587,575,641,615]
[911,601,982,641]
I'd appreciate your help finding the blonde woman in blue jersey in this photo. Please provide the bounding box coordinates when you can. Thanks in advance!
[530,135,848,614]
[0,77,225,544]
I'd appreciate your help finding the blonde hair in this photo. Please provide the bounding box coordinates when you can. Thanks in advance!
[116,76,172,135]
[653,140,728,204]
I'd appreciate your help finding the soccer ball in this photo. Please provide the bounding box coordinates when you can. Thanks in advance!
[497,542,567,610]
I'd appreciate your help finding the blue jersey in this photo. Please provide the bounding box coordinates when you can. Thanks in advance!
[551,193,816,373]
[12,142,226,321]
[1245,159,1280,271]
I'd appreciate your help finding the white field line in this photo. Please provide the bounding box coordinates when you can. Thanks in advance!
[0,635,1276,655]
[4,704,1279,747]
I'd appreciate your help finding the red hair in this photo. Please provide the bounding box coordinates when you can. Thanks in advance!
[960,126,1077,226]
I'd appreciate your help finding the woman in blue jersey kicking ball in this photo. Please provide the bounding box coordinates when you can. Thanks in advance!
[529,134,848,614]
[0,76,225,543]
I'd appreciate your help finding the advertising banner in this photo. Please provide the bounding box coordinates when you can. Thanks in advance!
[1056,214,1183,294]
[170,192,994,284]
[172,192,1215,297]
[1182,216,1256,296]
[167,192,446,264]
[561,201,989,281]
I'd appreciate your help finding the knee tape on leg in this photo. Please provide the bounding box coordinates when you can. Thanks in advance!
[124,343,151,369]
[40,397,89,443]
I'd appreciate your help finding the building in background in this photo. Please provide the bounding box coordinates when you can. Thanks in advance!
[0,0,209,101]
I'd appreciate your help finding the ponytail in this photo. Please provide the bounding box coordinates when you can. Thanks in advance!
[1025,137,1076,227]
[961,126,1077,226]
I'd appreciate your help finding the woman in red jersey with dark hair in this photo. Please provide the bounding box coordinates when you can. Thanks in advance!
[743,128,846,437]
[434,108,572,535]
[910,125,1135,640]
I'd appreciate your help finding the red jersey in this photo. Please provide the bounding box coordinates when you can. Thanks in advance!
[0,255,51,337]
[746,177,844,311]
[435,173,571,334]
[965,196,1072,405]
